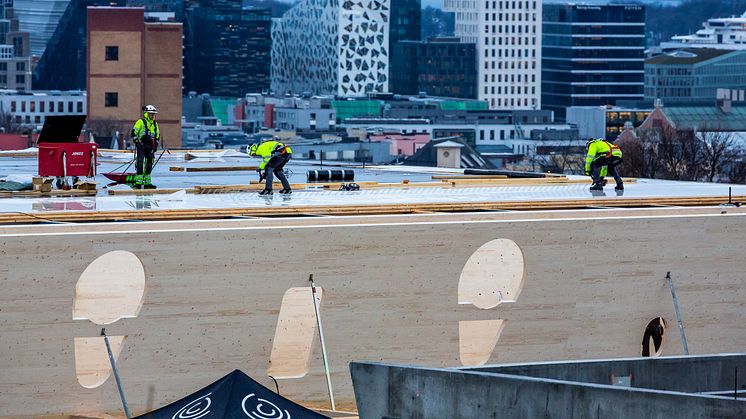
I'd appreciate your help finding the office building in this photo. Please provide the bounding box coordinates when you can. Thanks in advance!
[542,4,645,121]
[0,0,34,91]
[444,0,542,110]
[184,4,271,96]
[645,48,746,104]
[13,0,70,57]
[661,11,746,51]
[390,37,477,98]
[271,0,391,96]
[0,90,85,127]
[566,105,651,140]
[87,7,182,147]
[389,0,420,47]
[34,0,125,90]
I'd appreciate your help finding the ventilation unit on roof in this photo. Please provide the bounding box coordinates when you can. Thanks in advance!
[668,50,698,58]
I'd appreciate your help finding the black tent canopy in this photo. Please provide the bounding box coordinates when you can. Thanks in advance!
[135,369,329,419]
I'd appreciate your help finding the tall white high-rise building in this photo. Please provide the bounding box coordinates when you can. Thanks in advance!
[13,0,70,57]
[444,0,541,110]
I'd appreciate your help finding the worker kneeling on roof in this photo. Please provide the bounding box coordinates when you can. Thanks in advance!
[248,138,293,195]
[130,105,160,189]
[585,138,623,191]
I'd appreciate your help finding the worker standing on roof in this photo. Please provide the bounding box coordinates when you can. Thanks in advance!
[585,138,623,191]
[130,105,160,189]
[248,139,293,195]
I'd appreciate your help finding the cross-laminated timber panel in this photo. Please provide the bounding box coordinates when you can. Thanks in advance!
[0,210,745,417]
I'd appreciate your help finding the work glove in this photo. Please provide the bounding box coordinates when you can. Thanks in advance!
[257,168,266,182]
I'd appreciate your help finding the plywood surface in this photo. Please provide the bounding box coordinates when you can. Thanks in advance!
[0,211,745,417]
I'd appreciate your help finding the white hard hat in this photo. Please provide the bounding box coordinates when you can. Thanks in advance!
[143,104,158,114]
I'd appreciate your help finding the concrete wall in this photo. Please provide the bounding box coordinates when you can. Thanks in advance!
[469,354,746,393]
[0,210,745,416]
[350,361,746,419]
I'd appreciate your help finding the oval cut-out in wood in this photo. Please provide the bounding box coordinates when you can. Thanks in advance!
[73,250,146,325]
[458,238,526,309]
[268,287,322,379]
[74,336,125,388]
[459,319,506,366]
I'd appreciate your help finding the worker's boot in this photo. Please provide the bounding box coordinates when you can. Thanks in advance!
[259,188,273,195]
[615,182,624,191]
[133,175,145,189]
[590,182,604,191]
[143,175,156,189]
[279,188,292,195]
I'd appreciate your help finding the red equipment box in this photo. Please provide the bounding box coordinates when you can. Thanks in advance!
[38,143,97,177]
[36,115,96,178]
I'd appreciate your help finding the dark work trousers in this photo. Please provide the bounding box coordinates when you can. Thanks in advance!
[591,155,623,185]
[642,322,664,357]
[264,153,292,190]
[135,139,157,175]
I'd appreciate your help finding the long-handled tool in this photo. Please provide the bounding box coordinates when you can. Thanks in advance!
[101,328,131,419]
[666,272,689,355]
[309,274,335,411]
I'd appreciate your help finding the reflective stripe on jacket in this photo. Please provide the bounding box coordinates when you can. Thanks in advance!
[132,114,160,141]
[256,141,293,170]
[585,140,622,172]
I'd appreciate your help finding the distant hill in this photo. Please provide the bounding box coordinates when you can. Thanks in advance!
[646,0,746,47]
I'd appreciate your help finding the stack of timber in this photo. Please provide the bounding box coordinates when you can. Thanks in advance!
[1,193,743,224]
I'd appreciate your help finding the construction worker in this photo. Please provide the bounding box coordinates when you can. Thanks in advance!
[131,105,160,188]
[585,138,623,191]
[248,139,293,195]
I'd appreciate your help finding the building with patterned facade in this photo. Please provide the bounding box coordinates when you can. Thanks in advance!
[271,0,391,97]
[443,0,542,110]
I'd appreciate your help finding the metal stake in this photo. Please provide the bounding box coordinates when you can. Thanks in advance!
[309,274,336,411]
[101,328,132,419]
[666,272,689,355]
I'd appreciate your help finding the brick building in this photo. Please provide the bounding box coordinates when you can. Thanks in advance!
[87,7,182,147]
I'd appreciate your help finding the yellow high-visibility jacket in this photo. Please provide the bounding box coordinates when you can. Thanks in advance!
[585,140,622,173]
[255,141,292,170]
[131,114,160,142]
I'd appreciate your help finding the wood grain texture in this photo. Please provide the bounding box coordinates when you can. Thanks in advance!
[0,210,745,417]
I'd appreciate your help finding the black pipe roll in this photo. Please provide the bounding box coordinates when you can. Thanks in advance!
[307,169,355,182]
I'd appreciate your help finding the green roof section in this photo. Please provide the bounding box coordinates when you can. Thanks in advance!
[664,105,746,131]
[332,100,382,121]
[209,99,234,125]
[439,100,488,111]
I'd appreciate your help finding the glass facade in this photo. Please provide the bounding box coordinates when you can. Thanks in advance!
[390,38,477,99]
[542,4,645,121]
[644,50,746,103]
[184,4,271,96]
[34,0,126,90]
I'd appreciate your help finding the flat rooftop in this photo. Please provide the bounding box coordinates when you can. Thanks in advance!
[1,152,744,222]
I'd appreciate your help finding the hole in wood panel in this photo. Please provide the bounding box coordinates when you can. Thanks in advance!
[459,319,506,366]
[458,239,526,309]
[642,317,666,357]
[74,336,125,388]
[267,287,322,379]
[73,251,146,325]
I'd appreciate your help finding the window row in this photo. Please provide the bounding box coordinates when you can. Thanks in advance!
[10,100,83,113]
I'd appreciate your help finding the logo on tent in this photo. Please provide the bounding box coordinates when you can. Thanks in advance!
[242,393,291,419]
[173,392,212,419]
